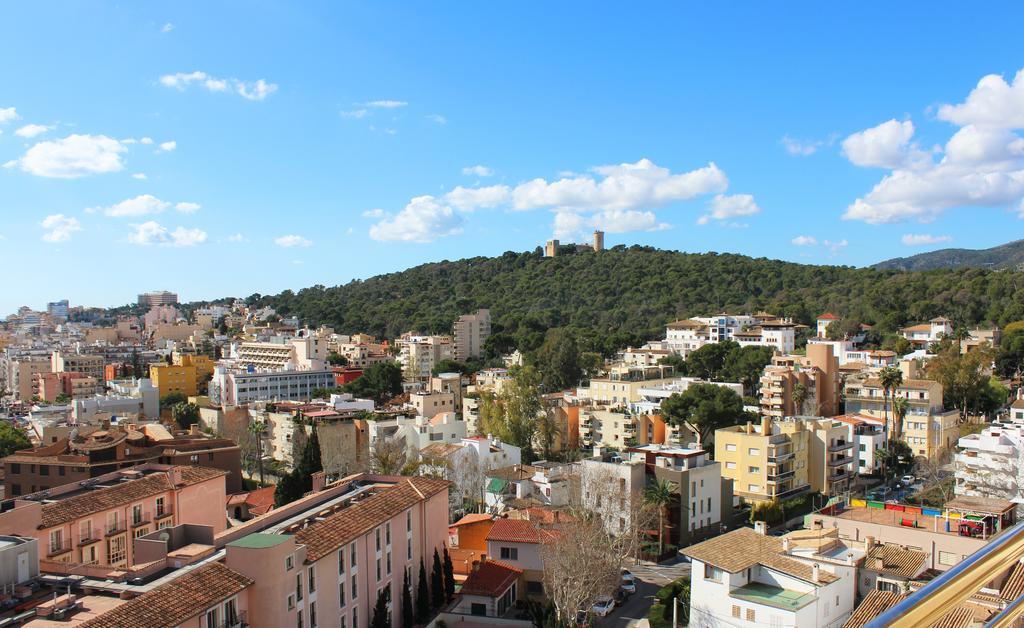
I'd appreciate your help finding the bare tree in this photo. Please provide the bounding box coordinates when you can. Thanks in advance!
[370,436,408,475]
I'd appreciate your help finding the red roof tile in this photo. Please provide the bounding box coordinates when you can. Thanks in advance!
[460,560,523,597]
[485,518,559,545]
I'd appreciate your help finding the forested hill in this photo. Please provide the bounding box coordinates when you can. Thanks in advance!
[241,246,1024,355]
[873,239,1024,272]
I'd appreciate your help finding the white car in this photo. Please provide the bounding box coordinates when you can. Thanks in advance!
[592,596,615,617]
[900,475,916,486]
[621,572,636,594]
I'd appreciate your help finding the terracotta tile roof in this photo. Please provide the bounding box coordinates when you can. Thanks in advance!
[844,590,903,628]
[485,518,560,545]
[39,466,226,529]
[420,442,462,459]
[295,477,449,562]
[681,527,838,585]
[929,607,975,628]
[818,313,838,320]
[666,320,707,330]
[1001,561,1024,601]
[450,514,494,528]
[1011,399,1024,410]
[449,547,485,576]
[865,544,926,578]
[460,560,522,597]
[78,561,252,628]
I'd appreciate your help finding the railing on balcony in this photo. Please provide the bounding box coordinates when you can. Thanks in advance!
[829,440,854,452]
[218,611,248,628]
[131,511,152,527]
[828,456,853,467]
[106,521,127,536]
[155,505,173,519]
[766,469,795,484]
[829,469,849,481]
[768,451,795,463]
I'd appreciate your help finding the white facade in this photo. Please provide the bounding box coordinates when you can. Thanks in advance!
[72,377,159,420]
[210,366,336,406]
[632,377,745,415]
[955,419,1024,508]
[393,412,468,456]
[579,457,646,535]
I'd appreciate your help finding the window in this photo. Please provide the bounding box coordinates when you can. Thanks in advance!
[352,607,358,628]
[407,538,412,561]
[352,574,358,599]
[351,543,357,568]
[386,552,392,576]
[526,580,544,594]
[746,609,755,621]
[749,466,760,474]
[286,555,294,571]
[39,465,49,476]
[732,605,741,618]
[308,566,316,593]
[748,484,759,492]
[939,551,960,566]
[500,547,518,560]
[206,607,218,628]
[406,511,412,532]
[339,550,345,575]
[296,573,303,601]
[310,601,317,628]
[80,520,92,541]
[375,528,381,552]
[339,581,346,607]
[297,609,304,628]
[9,463,19,474]
[156,497,166,517]
[725,444,737,452]
[376,558,381,582]
[49,529,64,554]
[726,462,736,469]
[132,504,143,526]
[224,598,239,626]
[704,564,724,582]
[108,535,126,565]
[385,522,391,546]
[748,448,760,456]
[859,444,866,452]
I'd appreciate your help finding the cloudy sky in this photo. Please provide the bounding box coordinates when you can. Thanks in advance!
[2,2,1024,314]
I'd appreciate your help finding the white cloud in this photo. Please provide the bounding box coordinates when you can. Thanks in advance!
[427,114,447,124]
[274,234,313,247]
[161,22,174,33]
[175,201,200,213]
[902,233,953,246]
[98,194,170,217]
[462,165,494,177]
[340,109,368,119]
[443,185,510,211]
[791,235,818,246]
[227,233,246,243]
[364,100,407,109]
[0,107,19,124]
[159,71,277,100]
[128,221,207,246]
[512,158,728,211]
[781,135,822,156]
[15,124,53,138]
[844,69,1024,224]
[132,173,147,180]
[369,196,462,243]
[40,214,81,243]
[824,239,848,253]
[157,140,177,152]
[590,209,670,233]
[16,134,126,178]
[140,137,154,145]
[937,69,1024,129]
[841,119,926,169]
[361,208,385,218]
[552,210,587,240]
[237,79,277,101]
[698,193,761,224]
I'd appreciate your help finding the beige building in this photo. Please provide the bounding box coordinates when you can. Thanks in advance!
[844,361,959,459]
[51,350,104,383]
[397,334,452,382]
[715,416,854,503]
[586,365,676,405]
[452,309,491,362]
[579,408,639,449]
[7,357,51,401]
[759,343,840,419]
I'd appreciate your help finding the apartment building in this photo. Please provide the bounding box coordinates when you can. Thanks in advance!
[34,371,98,402]
[899,316,953,349]
[833,414,887,475]
[760,344,840,419]
[150,362,199,398]
[452,309,491,361]
[585,364,676,405]
[844,364,959,459]
[955,417,1024,508]
[684,526,855,628]
[5,355,51,400]
[397,334,453,382]
[716,417,811,503]
[210,366,337,406]
[484,518,555,599]
[0,464,225,569]
[633,377,744,415]
[2,424,243,495]
[578,408,639,449]
[579,456,646,535]
[51,350,104,392]
[137,290,178,308]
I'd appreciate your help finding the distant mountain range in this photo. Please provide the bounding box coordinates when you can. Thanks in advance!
[873,240,1024,272]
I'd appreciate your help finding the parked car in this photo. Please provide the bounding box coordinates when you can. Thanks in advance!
[900,475,916,486]
[575,610,593,628]
[592,596,616,617]
[620,572,636,594]
[614,589,629,606]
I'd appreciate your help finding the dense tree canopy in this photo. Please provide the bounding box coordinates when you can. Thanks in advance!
[343,361,403,403]
[660,383,753,447]
[0,423,31,457]
[238,247,1024,357]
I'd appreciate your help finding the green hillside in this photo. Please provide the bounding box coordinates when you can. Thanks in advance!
[874,239,1024,272]
[241,245,1024,355]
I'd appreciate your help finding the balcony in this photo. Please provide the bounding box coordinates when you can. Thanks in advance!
[106,521,127,537]
[829,440,854,452]
[828,455,854,467]
[767,469,795,484]
[217,611,248,628]
[47,544,71,558]
[131,511,152,528]
[828,469,849,482]
[768,451,794,463]
[155,505,173,520]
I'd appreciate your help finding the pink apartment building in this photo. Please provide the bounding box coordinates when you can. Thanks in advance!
[0,464,226,569]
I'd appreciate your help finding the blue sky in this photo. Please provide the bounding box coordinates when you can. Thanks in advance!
[3,2,1024,315]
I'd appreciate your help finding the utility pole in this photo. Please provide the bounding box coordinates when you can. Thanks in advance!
[673,596,678,628]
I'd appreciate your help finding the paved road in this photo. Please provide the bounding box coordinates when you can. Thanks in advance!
[596,559,691,628]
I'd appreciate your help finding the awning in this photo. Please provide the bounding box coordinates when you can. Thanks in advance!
[486,478,508,493]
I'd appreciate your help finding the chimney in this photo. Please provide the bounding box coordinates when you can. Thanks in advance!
[812,563,821,583]
[754,521,767,535]
[782,536,791,553]
[761,416,771,434]
[846,552,855,566]
[864,535,875,552]
[745,422,753,435]
[167,466,183,486]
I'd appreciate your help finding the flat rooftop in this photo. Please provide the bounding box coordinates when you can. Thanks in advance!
[730,582,817,611]
[834,506,1001,539]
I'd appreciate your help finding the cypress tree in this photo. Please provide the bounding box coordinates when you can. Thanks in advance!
[402,568,414,628]
[371,586,391,628]
[416,558,430,623]
[431,548,444,609]
[442,547,455,602]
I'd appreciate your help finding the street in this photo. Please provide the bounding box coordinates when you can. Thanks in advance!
[596,559,692,628]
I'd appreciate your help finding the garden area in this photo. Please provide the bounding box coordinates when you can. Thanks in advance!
[648,577,690,628]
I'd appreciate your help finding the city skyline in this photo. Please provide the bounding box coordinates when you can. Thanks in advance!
[3,3,1024,313]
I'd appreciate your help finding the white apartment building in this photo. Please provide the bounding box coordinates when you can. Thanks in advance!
[579,456,646,535]
[72,377,159,421]
[452,309,490,361]
[632,377,744,414]
[397,334,453,382]
[899,316,954,349]
[834,414,887,475]
[659,314,795,357]
[685,526,856,628]
[955,418,1024,510]
[236,334,328,371]
[209,366,336,406]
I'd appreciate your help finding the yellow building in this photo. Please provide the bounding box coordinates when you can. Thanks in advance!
[150,362,198,398]
[174,353,215,383]
[587,365,675,405]
[715,416,855,504]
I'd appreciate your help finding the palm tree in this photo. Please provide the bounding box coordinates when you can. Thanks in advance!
[644,479,676,557]
[951,325,971,354]
[878,366,903,440]
[792,383,808,416]
[892,396,909,444]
